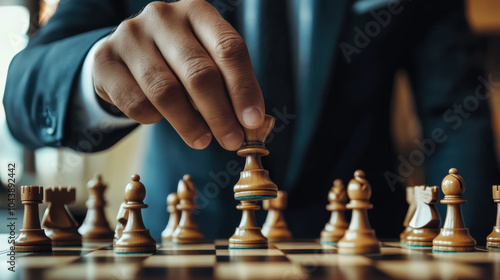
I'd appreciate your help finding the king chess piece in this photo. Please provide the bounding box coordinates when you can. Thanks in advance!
[338,170,381,254]
[432,168,476,252]
[486,186,500,250]
[172,175,205,244]
[114,174,156,253]
[161,192,181,244]
[320,179,348,243]
[15,186,52,252]
[229,114,278,249]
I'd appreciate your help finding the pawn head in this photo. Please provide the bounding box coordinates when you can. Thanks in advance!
[441,168,465,195]
[166,192,179,206]
[125,174,146,203]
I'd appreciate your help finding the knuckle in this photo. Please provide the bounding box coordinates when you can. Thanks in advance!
[184,59,220,88]
[116,18,140,36]
[227,79,257,98]
[143,1,172,17]
[214,35,248,61]
[206,111,235,128]
[120,95,151,120]
[146,76,182,104]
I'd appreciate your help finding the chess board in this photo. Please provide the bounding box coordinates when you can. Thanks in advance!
[2,238,499,280]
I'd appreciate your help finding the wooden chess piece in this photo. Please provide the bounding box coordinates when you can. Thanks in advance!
[161,193,181,244]
[42,187,82,246]
[113,196,128,246]
[229,114,278,249]
[262,190,292,242]
[79,174,114,242]
[15,186,52,252]
[114,174,156,253]
[338,170,381,254]
[400,186,417,244]
[432,168,476,252]
[486,185,500,250]
[172,175,205,244]
[406,185,441,248]
[320,179,348,243]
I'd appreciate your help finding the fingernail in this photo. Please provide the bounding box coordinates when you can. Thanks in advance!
[242,107,263,127]
[222,131,244,150]
[193,133,212,149]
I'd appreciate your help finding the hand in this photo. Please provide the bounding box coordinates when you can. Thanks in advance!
[92,0,264,151]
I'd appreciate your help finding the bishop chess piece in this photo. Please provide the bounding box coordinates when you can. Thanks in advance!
[42,187,82,246]
[400,186,416,244]
[338,170,381,254]
[262,190,292,242]
[406,185,441,248]
[320,179,348,243]
[172,175,205,244]
[161,193,181,243]
[229,114,278,249]
[433,168,476,252]
[114,174,156,253]
[15,186,52,252]
[486,185,500,250]
[79,174,114,242]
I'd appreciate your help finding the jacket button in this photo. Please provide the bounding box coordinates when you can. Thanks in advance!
[42,109,56,135]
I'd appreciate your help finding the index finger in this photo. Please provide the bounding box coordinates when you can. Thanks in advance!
[185,0,265,129]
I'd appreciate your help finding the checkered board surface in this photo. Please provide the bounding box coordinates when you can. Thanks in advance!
[3,239,500,280]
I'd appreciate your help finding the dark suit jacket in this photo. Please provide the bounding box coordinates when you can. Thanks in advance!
[4,0,499,242]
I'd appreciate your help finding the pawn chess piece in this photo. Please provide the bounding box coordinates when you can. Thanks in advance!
[338,170,381,254]
[262,190,292,242]
[15,186,52,252]
[320,179,348,243]
[42,187,82,246]
[79,174,114,242]
[229,114,278,249]
[406,186,441,248]
[486,185,500,250]
[162,193,181,243]
[172,175,205,244]
[114,174,156,253]
[400,186,417,244]
[432,168,476,252]
[113,196,128,246]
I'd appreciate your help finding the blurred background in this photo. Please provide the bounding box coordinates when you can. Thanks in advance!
[0,0,500,233]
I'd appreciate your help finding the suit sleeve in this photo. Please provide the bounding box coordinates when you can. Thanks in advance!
[405,0,500,239]
[3,0,134,152]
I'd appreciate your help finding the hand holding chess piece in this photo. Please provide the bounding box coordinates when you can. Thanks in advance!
[338,170,381,254]
[262,190,292,242]
[321,179,348,243]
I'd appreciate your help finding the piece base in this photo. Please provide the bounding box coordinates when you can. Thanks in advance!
[235,195,276,201]
[114,246,157,254]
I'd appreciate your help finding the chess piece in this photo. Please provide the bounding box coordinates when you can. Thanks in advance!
[15,186,52,252]
[113,197,128,246]
[338,170,381,254]
[172,175,205,244]
[79,174,114,242]
[320,179,348,243]
[229,115,278,249]
[262,190,292,242]
[406,185,441,248]
[42,187,82,246]
[432,168,476,252]
[114,174,156,253]
[400,186,417,244]
[486,185,500,249]
[161,193,181,243]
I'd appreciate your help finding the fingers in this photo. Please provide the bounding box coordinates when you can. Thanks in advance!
[185,0,265,129]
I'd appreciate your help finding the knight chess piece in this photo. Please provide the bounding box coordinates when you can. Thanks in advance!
[172,175,205,244]
[486,185,500,250]
[161,192,181,244]
[15,186,52,252]
[262,190,292,242]
[338,170,381,254]
[400,186,416,244]
[406,185,441,248]
[114,174,156,253]
[432,168,476,252]
[229,114,278,249]
[42,187,82,246]
[320,179,348,243]
[79,174,114,242]
[113,194,128,246]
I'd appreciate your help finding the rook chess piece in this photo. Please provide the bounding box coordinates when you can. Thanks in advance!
[432,168,476,252]
[262,190,292,242]
[15,186,52,252]
[406,185,441,248]
[79,174,114,242]
[320,179,348,243]
[114,174,156,253]
[42,187,82,246]
[486,185,500,250]
[229,115,278,249]
[400,186,417,244]
[338,170,380,254]
[161,193,181,244]
[172,175,205,244]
